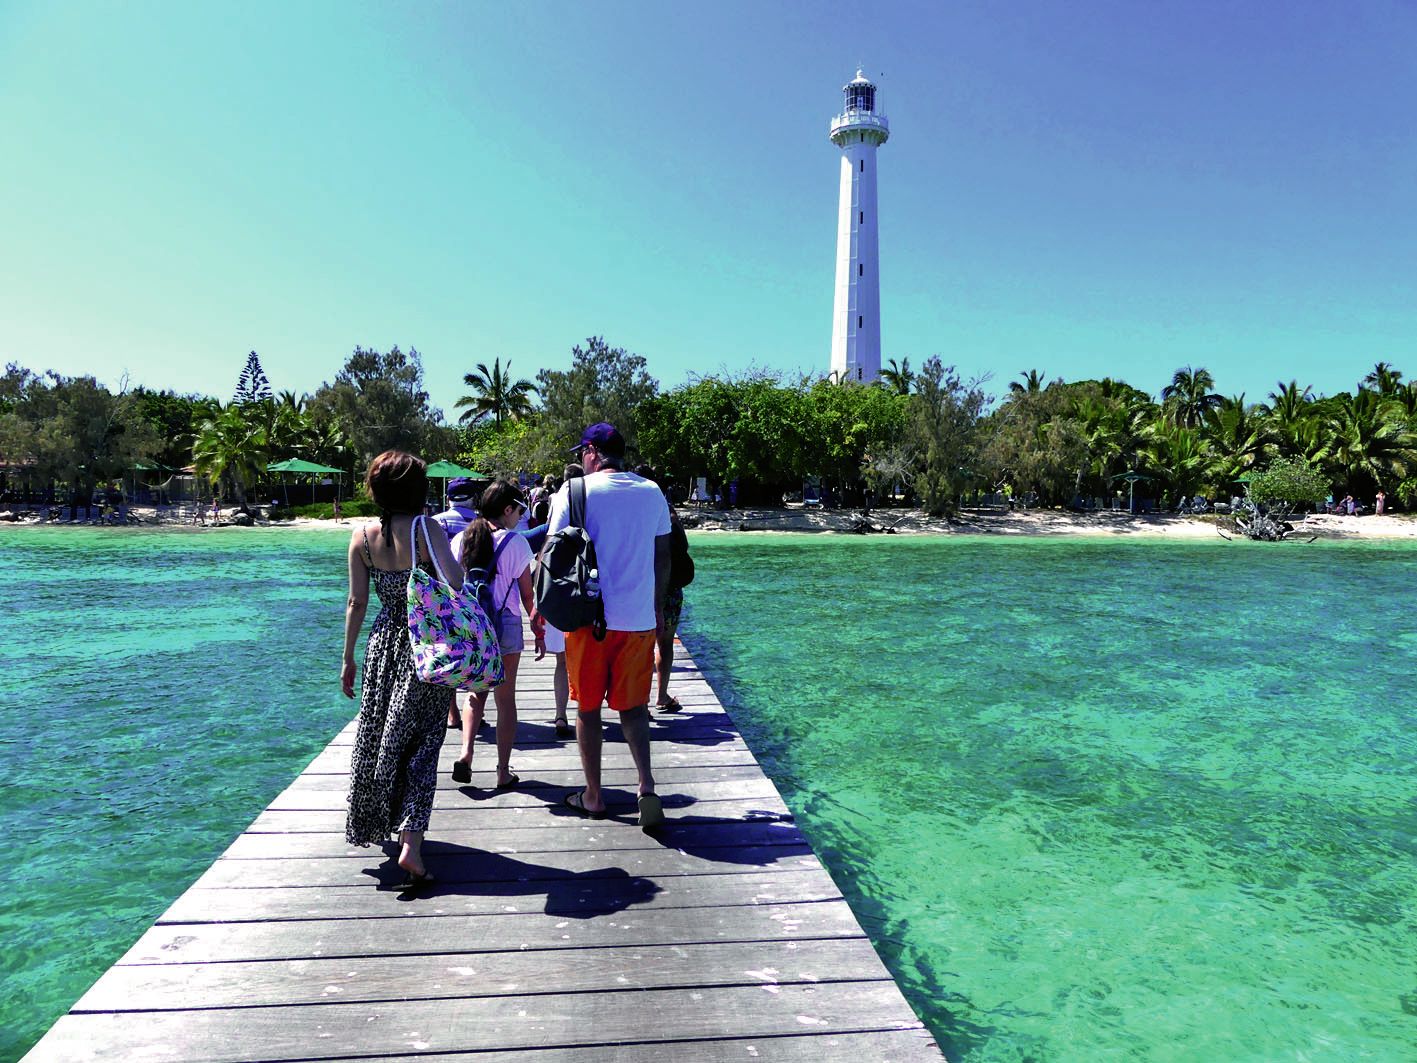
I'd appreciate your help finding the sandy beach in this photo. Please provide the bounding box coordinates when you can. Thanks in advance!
[6,506,1415,540]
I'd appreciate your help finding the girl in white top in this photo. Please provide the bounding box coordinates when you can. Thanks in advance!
[449,481,544,789]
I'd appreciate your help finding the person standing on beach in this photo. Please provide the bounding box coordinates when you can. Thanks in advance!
[342,450,463,889]
[544,423,670,827]
[1376,490,1386,515]
[448,480,544,789]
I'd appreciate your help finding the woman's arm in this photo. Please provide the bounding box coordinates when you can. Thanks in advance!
[341,529,371,698]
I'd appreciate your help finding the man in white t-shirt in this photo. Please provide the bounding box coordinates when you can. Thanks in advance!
[540,422,671,828]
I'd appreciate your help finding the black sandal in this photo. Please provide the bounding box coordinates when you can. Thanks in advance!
[554,715,574,739]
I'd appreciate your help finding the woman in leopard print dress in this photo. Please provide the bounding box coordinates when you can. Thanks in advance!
[341,451,462,887]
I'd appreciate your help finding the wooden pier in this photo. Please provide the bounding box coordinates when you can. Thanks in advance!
[25,638,943,1061]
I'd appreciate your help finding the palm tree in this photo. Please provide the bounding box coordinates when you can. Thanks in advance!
[1322,390,1417,494]
[1361,362,1404,396]
[1009,369,1047,395]
[192,403,268,507]
[1206,395,1272,483]
[1161,366,1222,428]
[1266,380,1314,425]
[454,358,538,427]
[1142,422,1214,504]
[879,357,915,395]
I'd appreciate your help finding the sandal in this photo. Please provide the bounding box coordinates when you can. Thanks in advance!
[495,767,521,790]
[451,760,471,784]
[656,696,684,714]
[554,715,574,739]
[561,791,606,819]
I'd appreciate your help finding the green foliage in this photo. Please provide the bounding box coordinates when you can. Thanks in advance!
[0,367,160,499]
[455,358,538,426]
[535,336,659,458]
[233,351,272,405]
[193,403,268,505]
[1246,458,1329,508]
[272,500,378,520]
[909,358,987,516]
[458,415,550,478]
[307,345,445,469]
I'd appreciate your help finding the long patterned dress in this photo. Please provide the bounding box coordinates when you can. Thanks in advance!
[345,555,451,846]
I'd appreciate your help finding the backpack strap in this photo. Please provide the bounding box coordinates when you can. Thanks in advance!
[491,531,519,612]
[569,475,587,528]
[414,515,449,584]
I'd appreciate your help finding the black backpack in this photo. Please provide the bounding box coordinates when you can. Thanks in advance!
[668,519,694,588]
[534,478,606,639]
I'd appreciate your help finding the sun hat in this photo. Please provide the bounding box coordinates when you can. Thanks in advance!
[572,422,625,458]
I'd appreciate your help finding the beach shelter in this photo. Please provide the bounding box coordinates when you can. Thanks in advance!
[425,460,478,506]
[1110,469,1152,514]
[267,458,346,508]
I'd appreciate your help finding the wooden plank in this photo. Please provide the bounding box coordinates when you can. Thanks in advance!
[37,982,924,1062]
[218,816,806,859]
[190,843,823,889]
[245,794,793,834]
[23,639,943,1061]
[336,1029,946,1063]
[118,899,867,965]
[160,867,843,923]
[275,761,774,795]
[76,937,888,1012]
[263,774,783,811]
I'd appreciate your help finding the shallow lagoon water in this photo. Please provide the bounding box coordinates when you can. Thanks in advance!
[2,527,1416,1060]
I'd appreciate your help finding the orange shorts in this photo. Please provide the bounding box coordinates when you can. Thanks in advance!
[566,628,656,713]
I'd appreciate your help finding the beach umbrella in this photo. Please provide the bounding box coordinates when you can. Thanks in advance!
[267,458,346,509]
[425,460,478,507]
[1233,473,1254,484]
[1109,469,1152,514]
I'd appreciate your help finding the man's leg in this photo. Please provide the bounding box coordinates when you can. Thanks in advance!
[576,707,605,812]
[619,704,656,798]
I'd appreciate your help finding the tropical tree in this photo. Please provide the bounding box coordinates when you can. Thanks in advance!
[1141,422,1213,504]
[1266,380,1315,428]
[909,357,987,516]
[307,345,447,468]
[536,336,659,457]
[1009,369,1047,395]
[1321,389,1417,495]
[879,357,915,396]
[1361,362,1404,396]
[1161,365,1222,428]
[193,403,268,507]
[233,351,273,405]
[1205,394,1272,484]
[454,357,538,427]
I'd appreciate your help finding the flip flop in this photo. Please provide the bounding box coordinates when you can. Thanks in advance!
[554,716,574,739]
[397,869,436,893]
[656,697,684,714]
[562,791,606,819]
[637,792,666,830]
[451,761,471,784]
[495,770,521,790]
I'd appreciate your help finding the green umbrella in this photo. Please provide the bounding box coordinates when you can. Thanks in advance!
[1234,472,1254,484]
[425,460,477,478]
[267,458,346,510]
[267,458,344,474]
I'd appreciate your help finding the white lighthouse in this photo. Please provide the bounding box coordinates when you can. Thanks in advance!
[829,69,890,384]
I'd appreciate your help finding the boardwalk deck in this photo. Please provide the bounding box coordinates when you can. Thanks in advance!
[24,638,943,1062]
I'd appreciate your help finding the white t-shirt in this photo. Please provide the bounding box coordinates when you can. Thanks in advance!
[450,527,533,617]
[546,470,671,632]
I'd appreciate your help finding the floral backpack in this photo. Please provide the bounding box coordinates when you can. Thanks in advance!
[406,516,504,692]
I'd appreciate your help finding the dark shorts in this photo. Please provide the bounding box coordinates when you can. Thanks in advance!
[662,587,684,633]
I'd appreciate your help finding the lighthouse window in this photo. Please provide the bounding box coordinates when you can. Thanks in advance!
[859,211,864,223]
[859,263,863,276]
[860,159,864,172]
[858,315,863,328]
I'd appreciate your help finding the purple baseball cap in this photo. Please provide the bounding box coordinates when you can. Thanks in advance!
[572,422,625,457]
[446,476,478,501]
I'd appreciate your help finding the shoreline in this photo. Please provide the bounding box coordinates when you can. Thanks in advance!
[5,506,1416,540]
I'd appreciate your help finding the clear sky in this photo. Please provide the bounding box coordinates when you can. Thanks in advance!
[2,1,1414,415]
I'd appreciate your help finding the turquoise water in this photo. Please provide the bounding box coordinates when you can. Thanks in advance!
[2,528,1416,1061]
[682,535,1417,1061]
[0,528,355,1062]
